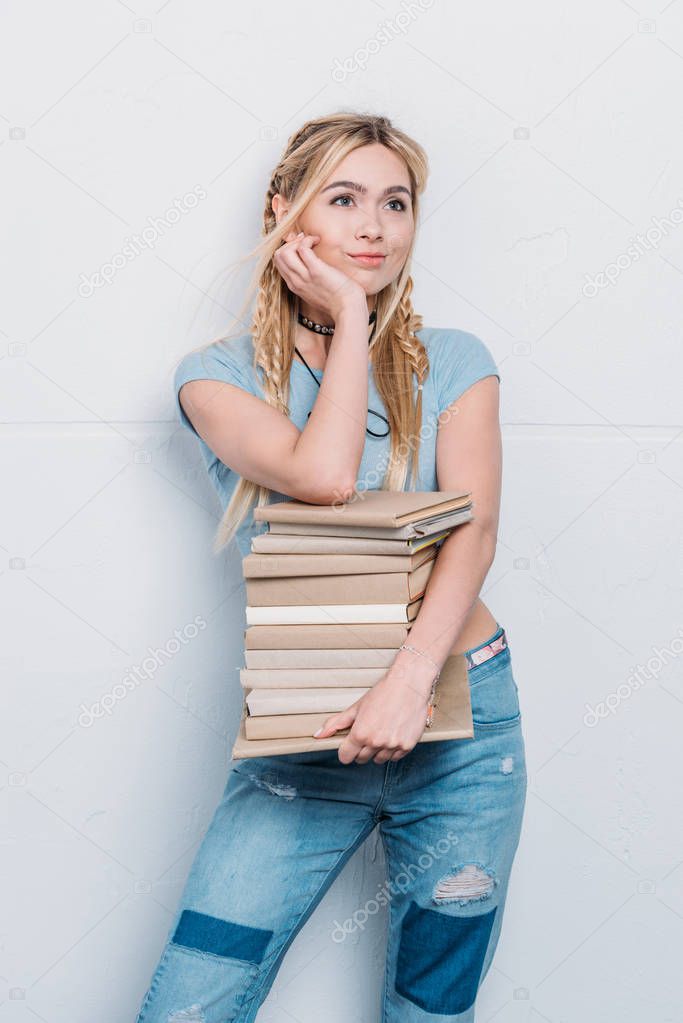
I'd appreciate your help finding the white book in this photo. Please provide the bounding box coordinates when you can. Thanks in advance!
[245,603,419,625]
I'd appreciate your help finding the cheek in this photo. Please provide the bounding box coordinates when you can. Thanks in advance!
[387,229,413,257]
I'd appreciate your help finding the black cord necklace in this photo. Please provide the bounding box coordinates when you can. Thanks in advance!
[294,309,390,438]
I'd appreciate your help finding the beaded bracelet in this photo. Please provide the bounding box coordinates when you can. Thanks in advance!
[398,642,441,728]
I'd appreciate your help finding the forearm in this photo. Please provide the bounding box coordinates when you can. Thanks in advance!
[293,299,370,495]
[388,522,497,696]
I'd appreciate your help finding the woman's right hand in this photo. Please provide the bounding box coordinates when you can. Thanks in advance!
[273,230,367,323]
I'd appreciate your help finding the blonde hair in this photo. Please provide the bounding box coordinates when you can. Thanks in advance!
[181,111,431,554]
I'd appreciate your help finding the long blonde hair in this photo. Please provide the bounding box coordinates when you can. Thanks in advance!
[185,111,431,554]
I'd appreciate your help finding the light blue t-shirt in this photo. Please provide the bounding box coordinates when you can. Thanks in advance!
[173,327,499,557]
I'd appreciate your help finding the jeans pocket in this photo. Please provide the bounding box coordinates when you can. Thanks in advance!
[467,652,521,728]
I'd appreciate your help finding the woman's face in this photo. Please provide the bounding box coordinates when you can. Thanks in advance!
[278,143,415,297]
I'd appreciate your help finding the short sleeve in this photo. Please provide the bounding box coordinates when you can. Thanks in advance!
[173,341,251,438]
[431,329,500,415]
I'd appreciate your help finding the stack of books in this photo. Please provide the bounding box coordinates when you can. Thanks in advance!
[230,490,476,758]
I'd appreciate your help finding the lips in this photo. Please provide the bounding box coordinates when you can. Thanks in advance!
[348,253,386,267]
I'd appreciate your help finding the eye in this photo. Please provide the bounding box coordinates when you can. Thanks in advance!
[330,194,406,211]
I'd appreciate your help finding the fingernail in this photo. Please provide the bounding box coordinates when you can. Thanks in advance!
[313,727,323,737]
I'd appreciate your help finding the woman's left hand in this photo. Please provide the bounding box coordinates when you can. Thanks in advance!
[313,669,435,765]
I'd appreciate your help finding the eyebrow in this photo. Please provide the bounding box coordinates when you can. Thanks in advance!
[321,180,412,199]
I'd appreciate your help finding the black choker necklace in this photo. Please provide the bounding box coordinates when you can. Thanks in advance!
[294,308,389,438]
[297,309,377,336]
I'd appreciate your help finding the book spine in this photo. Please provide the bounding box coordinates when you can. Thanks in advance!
[246,687,370,716]
[242,550,432,578]
[250,534,442,555]
[245,711,339,740]
[244,622,413,649]
[245,558,434,606]
[245,603,416,626]
[240,667,388,687]
[244,648,399,668]
[263,521,421,540]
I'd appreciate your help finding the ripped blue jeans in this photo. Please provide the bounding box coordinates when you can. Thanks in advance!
[134,625,527,1022]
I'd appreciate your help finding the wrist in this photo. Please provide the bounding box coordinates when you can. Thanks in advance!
[333,293,369,324]
[387,648,440,698]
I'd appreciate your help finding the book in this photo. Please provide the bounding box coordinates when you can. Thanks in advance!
[245,555,436,606]
[261,506,472,540]
[256,489,472,525]
[243,647,401,669]
[242,543,438,578]
[244,621,414,649]
[232,651,473,754]
[253,489,472,539]
[240,666,389,688]
[245,687,371,716]
[251,530,451,556]
[245,595,423,626]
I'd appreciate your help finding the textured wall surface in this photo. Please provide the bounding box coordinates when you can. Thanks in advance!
[3,2,683,1021]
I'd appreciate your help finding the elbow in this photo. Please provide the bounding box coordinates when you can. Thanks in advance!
[312,475,357,506]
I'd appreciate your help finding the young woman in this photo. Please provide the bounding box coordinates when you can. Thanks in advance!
[135,112,527,1023]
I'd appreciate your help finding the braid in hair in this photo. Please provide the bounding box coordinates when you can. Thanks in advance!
[373,275,429,491]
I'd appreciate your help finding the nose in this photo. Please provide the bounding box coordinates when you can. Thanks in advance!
[357,222,382,242]
[356,214,383,241]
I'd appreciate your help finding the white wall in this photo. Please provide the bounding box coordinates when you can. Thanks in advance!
[3,1,683,1020]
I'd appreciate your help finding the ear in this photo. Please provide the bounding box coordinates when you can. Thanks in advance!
[271,193,290,221]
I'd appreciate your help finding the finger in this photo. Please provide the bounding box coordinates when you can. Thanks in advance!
[279,243,310,279]
[313,705,354,738]
[373,748,399,765]
[297,234,320,251]
[353,744,380,765]
[274,252,307,289]
[313,714,338,738]
[296,242,321,268]
[337,736,368,764]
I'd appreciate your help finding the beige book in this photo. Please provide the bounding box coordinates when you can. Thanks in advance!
[233,652,473,754]
[244,622,413,650]
[244,648,399,669]
[253,489,472,538]
[262,506,472,540]
[245,556,435,607]
[251,530,451,556]
[245,687,371,716]
[240,666,389,688]
[242,544,437,579]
